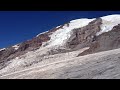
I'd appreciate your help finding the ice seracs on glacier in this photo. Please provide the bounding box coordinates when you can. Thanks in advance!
[47,18,95,48]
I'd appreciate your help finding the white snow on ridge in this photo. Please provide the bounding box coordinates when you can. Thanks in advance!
[96,14,120,36]
[36,31,49,37]
[56,25,61,28]
[47,18,95,47]
[12,44,19,50]
[36,25,62,37]
[0,48,5,51]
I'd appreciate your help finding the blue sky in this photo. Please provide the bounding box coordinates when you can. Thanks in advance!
[0,11,120,48]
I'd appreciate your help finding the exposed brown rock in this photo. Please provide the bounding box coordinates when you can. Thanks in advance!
[0,47,16,62]
[78,24,120,56]
[18,33,50,51]
[66,18,102,50]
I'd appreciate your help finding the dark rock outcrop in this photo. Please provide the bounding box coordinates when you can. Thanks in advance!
[18,33,50,52]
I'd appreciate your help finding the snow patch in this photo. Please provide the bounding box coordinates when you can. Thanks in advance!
[0,48,5,51]
[12,45,19,50]
[56,25,61,28]
[36,31,49,37]
[47,18,95,47]
[96,14,120,36]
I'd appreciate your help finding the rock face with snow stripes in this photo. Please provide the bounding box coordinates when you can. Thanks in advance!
[78,24,120,56]
[66,18,102,50]
[1,14,120,79]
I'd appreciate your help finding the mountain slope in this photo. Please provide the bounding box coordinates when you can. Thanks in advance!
[1,14,120,79]
[1,48,120,79]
